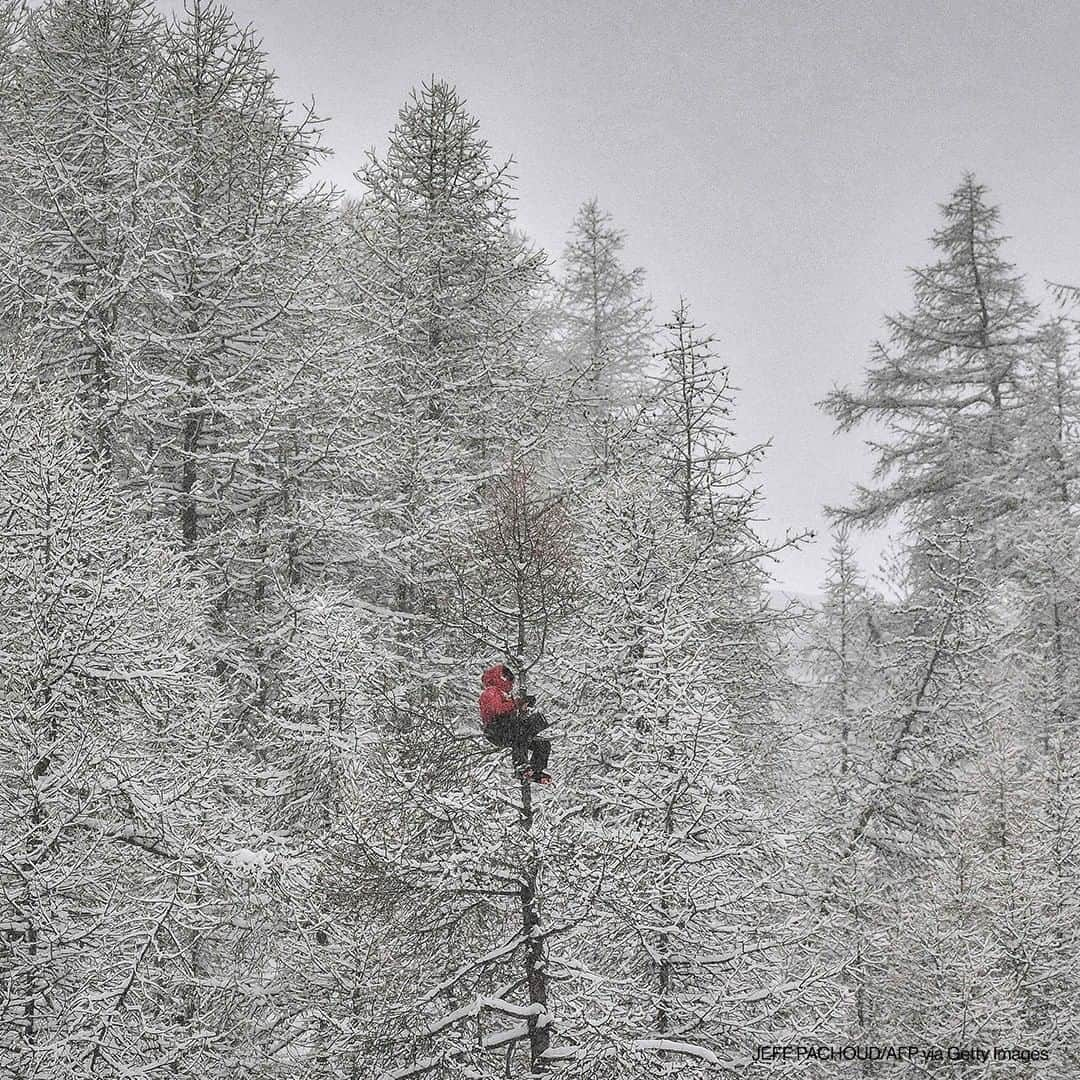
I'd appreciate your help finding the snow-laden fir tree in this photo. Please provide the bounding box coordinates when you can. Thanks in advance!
[820,179,1080,1075]
[145,8,377,1073]
[550,302,820,1075]
[0,353,270,1076]
[974,321,1080,1071]
[332,79,551,832]
[0,0,170,465]
[147,0,343,719]
[548,199,653,476]
[0,5,368,1072]
[796,531,892,1067]
[345,78,546,629]
[812,530,1058,1077]
[822,175,1039,572]
[260,82,560,1078]
[298,462,585,1078]
[801,529,882,814]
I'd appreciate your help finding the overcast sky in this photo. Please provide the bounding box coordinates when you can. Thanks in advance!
[171,0,1080,594]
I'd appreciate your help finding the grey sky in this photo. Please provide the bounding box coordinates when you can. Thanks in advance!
[190,0,1080,594]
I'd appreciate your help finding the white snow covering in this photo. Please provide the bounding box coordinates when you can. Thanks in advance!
[631,1039,720,1064]
[482,1023,528,1048]
[424,995,545,1036]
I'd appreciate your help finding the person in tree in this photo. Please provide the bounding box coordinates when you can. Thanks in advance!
[479,665,552,784]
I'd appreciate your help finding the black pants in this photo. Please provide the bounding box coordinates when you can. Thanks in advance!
[484,712,550,774]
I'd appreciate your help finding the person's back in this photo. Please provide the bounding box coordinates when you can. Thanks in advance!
[479,665,518,729]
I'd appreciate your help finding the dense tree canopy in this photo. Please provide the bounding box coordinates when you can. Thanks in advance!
[0,3,1077,1078]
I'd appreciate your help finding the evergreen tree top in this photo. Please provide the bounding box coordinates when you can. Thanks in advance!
[358,78,514,217]
[822,175,1040,533]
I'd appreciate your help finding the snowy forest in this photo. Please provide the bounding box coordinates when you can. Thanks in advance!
[0,1,1078,1077]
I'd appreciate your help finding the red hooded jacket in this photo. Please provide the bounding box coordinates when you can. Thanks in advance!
[479,665,521,728]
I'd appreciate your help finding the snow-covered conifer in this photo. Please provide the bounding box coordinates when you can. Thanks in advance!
[347,77,545,612]
[548,199,653,476]
[0,0,169,465]
[138,0,347,739]
[550,303,817,1072]
[0,353,257,1075]
[302,463,584,1077]
[822,175,1039,566]
[555,199,652,415]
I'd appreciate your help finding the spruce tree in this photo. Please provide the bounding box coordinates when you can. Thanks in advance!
[0,353,247,1075]
[0,0,170,465]
[820,178,1080,1076]
[550,199,653,474]
[823,175,1039,560]
[799,532,890,1063]
[280,81,557,1077]
[551,302,815,1072]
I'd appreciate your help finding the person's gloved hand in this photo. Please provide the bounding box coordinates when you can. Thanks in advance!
[521,694,536,708]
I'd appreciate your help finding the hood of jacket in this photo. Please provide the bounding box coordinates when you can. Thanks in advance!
[481,665,512,694]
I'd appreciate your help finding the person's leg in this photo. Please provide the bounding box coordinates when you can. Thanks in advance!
[485,717,515,757]
[505,715,529,772]
[529,736,550,775]
[521,713,550,775]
